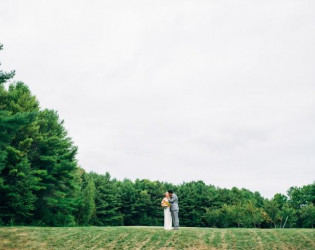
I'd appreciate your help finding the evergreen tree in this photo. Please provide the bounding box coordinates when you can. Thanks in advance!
[77,170,96,225]
[90,172,123,226]
[0,45,81,226]
[0,50,43,224]
[118,179,137,225]
[31,109,81,226]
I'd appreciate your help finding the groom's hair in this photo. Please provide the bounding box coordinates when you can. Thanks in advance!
[168,190,173,194]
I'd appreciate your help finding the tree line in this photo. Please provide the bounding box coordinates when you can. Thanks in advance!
[0,45,314,228]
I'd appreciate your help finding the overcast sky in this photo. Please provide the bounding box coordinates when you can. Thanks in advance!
[1,0,314,198]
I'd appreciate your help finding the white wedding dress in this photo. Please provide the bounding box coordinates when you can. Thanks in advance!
[164,205,172,230]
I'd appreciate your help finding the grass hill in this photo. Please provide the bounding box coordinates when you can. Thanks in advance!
[0,226,314,249]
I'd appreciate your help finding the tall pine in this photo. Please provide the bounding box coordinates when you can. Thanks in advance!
[90,172,123,226]
[0,45,81,226]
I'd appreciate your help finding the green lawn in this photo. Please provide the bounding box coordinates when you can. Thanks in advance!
[0,226,314,249]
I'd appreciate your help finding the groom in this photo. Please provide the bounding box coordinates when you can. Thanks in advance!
[168,190,179,230]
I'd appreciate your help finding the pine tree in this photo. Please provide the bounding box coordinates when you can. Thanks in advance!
[118,179,136,225]
[31,109,81,226]
[90,172,123,226]
[77,170,96,225]
[0,45,81,225]
[0,47,43,224]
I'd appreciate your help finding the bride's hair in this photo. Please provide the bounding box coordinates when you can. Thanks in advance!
[164,192,169,197]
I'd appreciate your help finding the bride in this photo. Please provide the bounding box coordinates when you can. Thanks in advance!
[161,192,172,230]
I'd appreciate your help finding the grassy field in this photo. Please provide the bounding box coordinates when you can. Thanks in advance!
[0,226,314,250]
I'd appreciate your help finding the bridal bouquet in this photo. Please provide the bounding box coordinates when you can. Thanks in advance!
[161,199,170,208]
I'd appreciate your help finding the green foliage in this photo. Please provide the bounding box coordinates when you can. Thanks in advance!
[118,179,137,225]
[178,181,214,226]
[85,173,314,228]
[300,204,315,228]
[31,109,81,226]
[77,171,96,225]
[90,172,123,226]
[0,79,42,224]
[0,46,81,226]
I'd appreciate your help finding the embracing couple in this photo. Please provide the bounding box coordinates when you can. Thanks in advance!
[161,190,179,230]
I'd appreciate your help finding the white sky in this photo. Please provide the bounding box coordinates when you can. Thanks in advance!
[1,0,314,198]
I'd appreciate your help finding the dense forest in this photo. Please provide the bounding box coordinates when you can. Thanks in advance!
[0,45,314,228]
